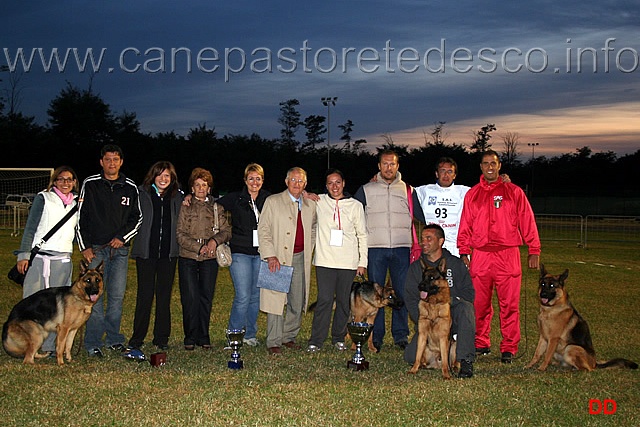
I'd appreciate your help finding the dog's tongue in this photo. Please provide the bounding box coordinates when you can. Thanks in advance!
[90,294,99,302]
[541,298,549,305]
[420,291,428,300]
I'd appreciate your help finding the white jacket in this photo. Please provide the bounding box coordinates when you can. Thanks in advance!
[313,194,367,270]
[32,191,78,253]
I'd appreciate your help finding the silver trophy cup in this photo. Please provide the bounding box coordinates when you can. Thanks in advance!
[226,328,245,369]
[347,322,374,370]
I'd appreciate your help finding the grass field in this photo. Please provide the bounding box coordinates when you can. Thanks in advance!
[0,231,638,426]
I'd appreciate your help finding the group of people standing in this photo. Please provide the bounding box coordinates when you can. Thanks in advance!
[15,145,540,379]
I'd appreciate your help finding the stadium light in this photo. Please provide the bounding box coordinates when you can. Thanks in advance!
[321,97,338,169]
[528,143,540,196]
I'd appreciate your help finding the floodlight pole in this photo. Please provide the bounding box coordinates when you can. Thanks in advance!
[528,143,540,197]
[321,97,338,169]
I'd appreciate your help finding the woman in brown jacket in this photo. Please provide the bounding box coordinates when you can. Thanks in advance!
[177,168,231,350]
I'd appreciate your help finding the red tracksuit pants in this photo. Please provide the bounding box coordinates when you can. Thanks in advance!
[469,247,521,354]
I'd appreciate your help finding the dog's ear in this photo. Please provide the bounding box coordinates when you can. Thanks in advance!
[96,261,104,276]
[371,281,384,297]
[384,279,393,290]
[351,281,359,293]
[419,258,426,270]
[559,269,568,283]
[539,263,547,279]
[437,258,447,275]
[80,259,89,275]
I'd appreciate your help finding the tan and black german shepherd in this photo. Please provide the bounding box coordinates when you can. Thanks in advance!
[408,258,456,379]
[349,280,403,353]
[526,264,638,372]
[2,260,104,365]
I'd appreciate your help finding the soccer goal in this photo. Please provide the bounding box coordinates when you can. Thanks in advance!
[0,168,53,236]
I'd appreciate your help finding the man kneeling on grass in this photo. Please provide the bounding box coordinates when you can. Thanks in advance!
[403,224,476,378]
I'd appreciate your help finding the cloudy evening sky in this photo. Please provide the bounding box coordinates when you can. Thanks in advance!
[2,1,639,158]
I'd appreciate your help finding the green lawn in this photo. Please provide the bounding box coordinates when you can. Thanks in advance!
[0,232,638,426]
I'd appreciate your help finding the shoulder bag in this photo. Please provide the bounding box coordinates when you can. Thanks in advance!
[7,200,78,286]
[213,203,232,267]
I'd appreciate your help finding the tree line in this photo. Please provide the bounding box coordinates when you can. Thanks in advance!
[1,82,638,199]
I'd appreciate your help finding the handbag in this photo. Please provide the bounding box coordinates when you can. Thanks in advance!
[7,198,78,286]
[7,263,28,286]
[406,183,422,263]
[213,203,232,267]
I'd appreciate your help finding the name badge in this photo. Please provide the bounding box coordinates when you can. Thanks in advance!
[253,229,259,247]
[330,229,344,247]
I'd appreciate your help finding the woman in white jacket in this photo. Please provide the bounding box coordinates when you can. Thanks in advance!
[307,169,367,353]
[15,166,79,355]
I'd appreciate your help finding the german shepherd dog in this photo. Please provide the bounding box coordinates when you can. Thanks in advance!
[408,258,456,379]
[2,260,104,365]
[526,264,638,371]
[349,280,403,353]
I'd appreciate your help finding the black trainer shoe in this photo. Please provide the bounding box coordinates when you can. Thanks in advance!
[108,343,127,352]
[501,352,514,363]
[88,348,104,357]
[373,342,382,353]
[476,347,491,356]
[458,360,474,378]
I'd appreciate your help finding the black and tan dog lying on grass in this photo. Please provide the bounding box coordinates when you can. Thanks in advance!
[349,280,403,353]
[526,264,637,372]
[408,259,456,379]
[2,260,104,365]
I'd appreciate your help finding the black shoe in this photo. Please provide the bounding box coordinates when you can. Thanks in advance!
[373,342,382,353]
[458,360,474,378]
[108,343,127,352]
[501,352,514,363]
[155,344,169,351]
[88,348,104,358]
[476,347,491,356]
[395,340,408,350]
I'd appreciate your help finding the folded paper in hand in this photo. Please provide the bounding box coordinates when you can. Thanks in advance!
[257,260,293,293]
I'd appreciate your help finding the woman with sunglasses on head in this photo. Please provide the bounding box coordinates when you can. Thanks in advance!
[216,163,271,347]
[15,166,79,355]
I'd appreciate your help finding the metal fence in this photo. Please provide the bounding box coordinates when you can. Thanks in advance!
[584,215,640,247]
[536,214,640,247]
[3,205,639,248]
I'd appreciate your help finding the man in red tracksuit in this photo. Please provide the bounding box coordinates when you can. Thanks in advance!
[457,150,540,364]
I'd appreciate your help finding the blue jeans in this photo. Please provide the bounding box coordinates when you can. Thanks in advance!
[227,253,261,340]
[178,257,218,346]
[368,247,410,345]
[84,245,130,350]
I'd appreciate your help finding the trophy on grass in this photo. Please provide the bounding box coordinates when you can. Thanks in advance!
[347,322,374,371]
[225,328,245,370]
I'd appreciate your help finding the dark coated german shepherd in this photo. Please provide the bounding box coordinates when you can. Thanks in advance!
[526,264,638,371]
[408,258,456,379]
[349,280,403,353]
[2,260,104,365]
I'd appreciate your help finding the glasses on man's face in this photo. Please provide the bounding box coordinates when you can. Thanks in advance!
[56,177,75,183]
[288,178,306,184]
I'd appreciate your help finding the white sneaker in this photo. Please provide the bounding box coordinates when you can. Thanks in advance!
[334,342,347,351]
[306,344,321,353]
[243,338,259,347]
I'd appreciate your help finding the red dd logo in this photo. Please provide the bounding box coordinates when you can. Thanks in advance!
[588,399,617,415]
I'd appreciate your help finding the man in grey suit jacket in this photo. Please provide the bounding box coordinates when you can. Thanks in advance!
[258,167,317,355]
